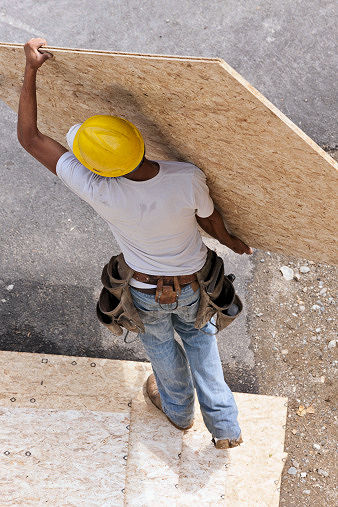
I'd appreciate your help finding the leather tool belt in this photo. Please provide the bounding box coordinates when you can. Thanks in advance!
[96,250,242,337]
[132,271,198,305]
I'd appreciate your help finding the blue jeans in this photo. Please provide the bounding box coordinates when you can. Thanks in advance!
[130,284,241,440]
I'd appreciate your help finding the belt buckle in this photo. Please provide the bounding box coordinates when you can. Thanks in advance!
[155,277,181,306]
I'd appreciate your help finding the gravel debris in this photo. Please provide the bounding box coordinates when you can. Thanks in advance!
[288,466,298,475]
[317,469,329,477]
[300,266,310,273]
[280,266,294,280]
[249,205,337,506]
[6,284,14,291]
[327,340,336,349]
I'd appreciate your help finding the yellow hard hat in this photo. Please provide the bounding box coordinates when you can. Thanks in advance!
[72,115,145,177]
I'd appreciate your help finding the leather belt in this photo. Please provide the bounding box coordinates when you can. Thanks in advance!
[133,272,197,285]
[132,272,199,304]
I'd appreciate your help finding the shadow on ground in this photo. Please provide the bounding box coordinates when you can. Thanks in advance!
[221,363,259,394]
[0,279,143,361]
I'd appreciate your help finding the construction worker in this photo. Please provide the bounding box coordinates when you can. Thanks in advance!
[18,38,253,449]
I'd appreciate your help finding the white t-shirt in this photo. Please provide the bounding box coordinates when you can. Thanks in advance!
[56,152,214,287]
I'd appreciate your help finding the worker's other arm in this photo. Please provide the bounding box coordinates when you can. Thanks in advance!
[17,38,67,175]
[196,208,253,255]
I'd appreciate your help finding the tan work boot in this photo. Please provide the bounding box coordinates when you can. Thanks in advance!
[146,374,194,431]
[212,434,243,449]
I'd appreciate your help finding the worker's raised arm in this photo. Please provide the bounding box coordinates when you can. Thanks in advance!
[17,38,67,175]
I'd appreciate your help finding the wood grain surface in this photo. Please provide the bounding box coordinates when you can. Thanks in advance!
[0,43,336,263]
[0,351,287,505]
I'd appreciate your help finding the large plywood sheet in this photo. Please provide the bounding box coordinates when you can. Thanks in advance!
[124,392,181,506]
[0,351,287,505]
[125,389,287,507]
[0,43,336,264]
[1,407,129,506]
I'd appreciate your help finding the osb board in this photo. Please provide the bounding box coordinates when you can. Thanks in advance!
[0,43,336,264]
[124,394,181,506]
[0,351,287,506]
[223,392,288,507]
[125,389,287,507]
[0,350,151,412]
[1,407,129,506]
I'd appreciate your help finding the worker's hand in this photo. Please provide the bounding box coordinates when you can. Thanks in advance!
[227,235,253,255]
[24,38,53,70]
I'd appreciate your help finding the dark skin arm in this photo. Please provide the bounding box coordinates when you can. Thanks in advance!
[17,38,67,175]
[197,208,253,255]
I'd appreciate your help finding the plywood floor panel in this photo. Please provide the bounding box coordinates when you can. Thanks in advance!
[0,350,150,411]
[178,416,229,506]
[125,387,287,506]
[224,392,288,506]
[0,351,287,506]
[1,406,129,506]
[0,43,336,263]
[124,392,182,506]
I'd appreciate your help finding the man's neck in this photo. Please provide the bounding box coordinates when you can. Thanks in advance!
[123,158,159,181]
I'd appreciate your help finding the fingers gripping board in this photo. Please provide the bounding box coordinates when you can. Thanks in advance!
[0,43,336,264]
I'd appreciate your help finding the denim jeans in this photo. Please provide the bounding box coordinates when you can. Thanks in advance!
[130,284,241,440]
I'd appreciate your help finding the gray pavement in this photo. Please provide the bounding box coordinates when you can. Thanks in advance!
[0,1,336,394]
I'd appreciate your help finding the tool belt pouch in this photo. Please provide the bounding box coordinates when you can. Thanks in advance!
[96,254,145,336]
[195,249,243,332]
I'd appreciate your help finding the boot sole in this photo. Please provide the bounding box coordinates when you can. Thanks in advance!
[212,434,243,449]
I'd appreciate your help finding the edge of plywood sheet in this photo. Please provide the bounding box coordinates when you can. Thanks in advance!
[0,41,222,63]
[0,350,152,411]
[218,59,336,167]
